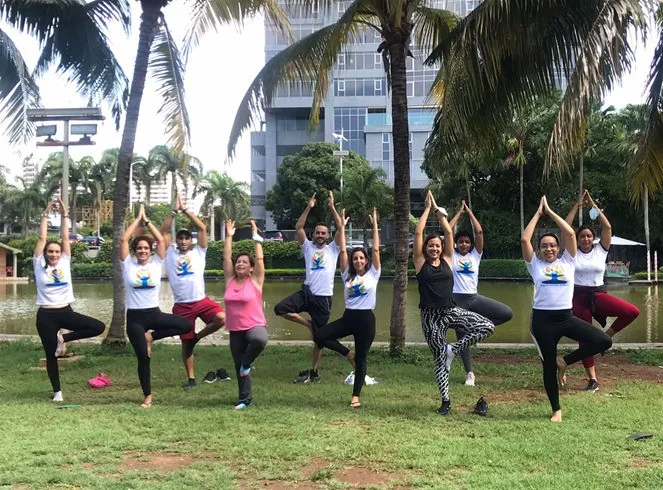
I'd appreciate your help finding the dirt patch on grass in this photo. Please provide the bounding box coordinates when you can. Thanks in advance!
[334,466,407,487]
[118,451,201,472]
[474,353,535,365]
[299,458,331,479]
[630,458,649,468]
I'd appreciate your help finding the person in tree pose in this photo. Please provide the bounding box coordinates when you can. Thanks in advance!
[565,189,639,392]
[34,197,105,402]
[414,190,495,416]
[121,204,191,408]
[522,196,612,422]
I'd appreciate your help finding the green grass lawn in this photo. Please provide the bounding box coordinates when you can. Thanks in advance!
[1,341,663,489]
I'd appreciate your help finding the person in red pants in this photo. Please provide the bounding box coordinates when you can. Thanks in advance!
[565,189,640,392]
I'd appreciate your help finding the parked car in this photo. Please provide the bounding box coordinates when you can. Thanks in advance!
[69,233,84,243]
[346,239,365,249]
[264,231,284,242]
[83,236,105,247]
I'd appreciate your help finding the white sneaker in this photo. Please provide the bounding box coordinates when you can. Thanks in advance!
[464,372,476,387]
[52,391,63,402]
[344,371,355,385]
[364,375,378,385]
[445,344,455,372]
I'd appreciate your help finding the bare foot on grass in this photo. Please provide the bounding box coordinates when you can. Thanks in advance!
[551,410,562,423]
[140,395,152,409]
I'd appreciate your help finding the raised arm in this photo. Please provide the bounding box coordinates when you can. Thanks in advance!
[564,190,586,226]
[223,219,235,284]
[158,202,178,249]
[339,208,348,272]
[522,198,544,262]
[413,191,433,272]
[464,202,484,254]
[142,204,166,259]
[181,195,208,249]
[251,220,265,288]
[430,193,453,262]
[57,197,71,257]
[448,202,464,230]
[542,196,577,258]
[585,190,611,250]
[295,193,316,245]
[329,191,344,247]
[35,200,55,258]
[121,208,144,261]
[369,208,380,270]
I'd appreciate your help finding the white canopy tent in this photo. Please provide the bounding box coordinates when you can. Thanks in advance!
[593,236,645,246]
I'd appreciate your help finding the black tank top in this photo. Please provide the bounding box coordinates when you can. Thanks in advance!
[416,260,455,309]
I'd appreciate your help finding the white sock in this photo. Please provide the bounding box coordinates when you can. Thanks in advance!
[52,391,63,402]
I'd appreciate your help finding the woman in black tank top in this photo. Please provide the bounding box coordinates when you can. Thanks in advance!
[414,191,495,416]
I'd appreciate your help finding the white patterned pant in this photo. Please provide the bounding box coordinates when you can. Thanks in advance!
[420,307,495,402]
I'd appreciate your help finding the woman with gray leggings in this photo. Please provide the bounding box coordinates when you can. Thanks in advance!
[223,219,269,410]
[448,201,513,386]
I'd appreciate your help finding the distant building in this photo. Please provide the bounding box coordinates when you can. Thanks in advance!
[21,156,39,186]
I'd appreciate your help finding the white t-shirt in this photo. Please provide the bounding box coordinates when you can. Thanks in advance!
[342,265,381,310]
[574,244,608,287]
[122,255,163,309]
[165,245,206,303]
[526,250,576,310]
[452,249,482,294]
[302,239,340,296]
[34,253,75,306]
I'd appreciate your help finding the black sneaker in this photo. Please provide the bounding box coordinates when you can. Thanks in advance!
[308,369,321,383]
[202,371,217,383]
[182,379,196,391]
[216,368,231,381]
[293,369,311,383]
[436,400,451,416]
[473,396,488,416]
[585,379,599,392]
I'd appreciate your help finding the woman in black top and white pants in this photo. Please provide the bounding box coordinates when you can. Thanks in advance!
[414,191,495,415]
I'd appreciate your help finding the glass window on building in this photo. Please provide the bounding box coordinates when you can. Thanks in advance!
[334,107,367,155]
[408,108,435,126]
[382,133,390,161]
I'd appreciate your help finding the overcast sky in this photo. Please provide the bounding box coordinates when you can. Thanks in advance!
[0,2,656,186]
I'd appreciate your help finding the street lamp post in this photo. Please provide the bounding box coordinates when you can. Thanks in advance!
[128,160,139,216]
[332,131,349,195]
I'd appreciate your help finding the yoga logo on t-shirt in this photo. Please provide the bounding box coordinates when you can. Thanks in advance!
[310,251,325,271]
[456,258,475,274]
[176,254,194,276]
[346,276,368,298]
[47,268,68,287]
[134,268,156,289]
[542,265,567,284]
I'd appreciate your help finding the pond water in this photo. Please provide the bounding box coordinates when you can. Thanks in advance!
[1,280,661,344]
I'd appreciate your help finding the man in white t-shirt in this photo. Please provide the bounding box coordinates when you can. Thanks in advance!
[160,195,226,390]
[274,192,346,383]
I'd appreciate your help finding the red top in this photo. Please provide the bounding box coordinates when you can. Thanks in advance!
[223,277,267,331]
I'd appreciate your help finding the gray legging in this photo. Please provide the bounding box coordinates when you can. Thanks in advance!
[452,293,513,372]
[229,326,268,404]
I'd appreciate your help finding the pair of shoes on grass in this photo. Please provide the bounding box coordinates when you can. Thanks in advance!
[201,368,232,384]
[344,372,378,386]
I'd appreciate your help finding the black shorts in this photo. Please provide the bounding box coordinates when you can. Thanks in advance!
[274,284,332,331]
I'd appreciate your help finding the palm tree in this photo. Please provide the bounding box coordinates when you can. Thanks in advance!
[88,157,117,236]
[198,170,250,240]
[341,166,392,245]
[0,1,129,144]
[4,178,52,237]
[106,0,289,346]
[130,155,157,207]
[228,0,460,356]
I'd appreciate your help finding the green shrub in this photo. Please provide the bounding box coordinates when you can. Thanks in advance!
[95,241,114,263]
[479,259,529,279]
[633,271,650,280]
[206,240,303,270]
[70,242,90,263]
[204,268,308,277]
[71,263,113,278]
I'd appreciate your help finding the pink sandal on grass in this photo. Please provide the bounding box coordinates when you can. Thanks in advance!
[88,373,112,388]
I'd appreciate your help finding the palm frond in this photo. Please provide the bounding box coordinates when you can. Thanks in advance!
[183,0,291,61]
[148,15,190,155]
[627,12,663,203]
[426,0,644,168]
[30,0,130,129]
[546,0,644,176]
[227,0,376,157]
[411,5,459,54]
[0,27,41,144]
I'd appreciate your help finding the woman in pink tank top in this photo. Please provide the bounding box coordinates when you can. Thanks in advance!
[223,219,268,410]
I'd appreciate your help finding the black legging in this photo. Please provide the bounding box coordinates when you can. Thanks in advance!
[36,306,105,392]
[313,309,376,397]
[126,308,192,396]
[530,308,612,412]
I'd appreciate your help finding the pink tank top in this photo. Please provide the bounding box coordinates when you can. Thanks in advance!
[224,277,267,331]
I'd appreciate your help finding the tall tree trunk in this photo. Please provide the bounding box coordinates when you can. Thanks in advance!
[106,4,162,346]
[519,164,524,233]
[579,153,584,226]
[145,182,152,206]
[465,173,472,209]
[210,206,215,241]
[170,173,177,238]
[644,183,651,281]
[70,190,78,234]
[388,36,411,357]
